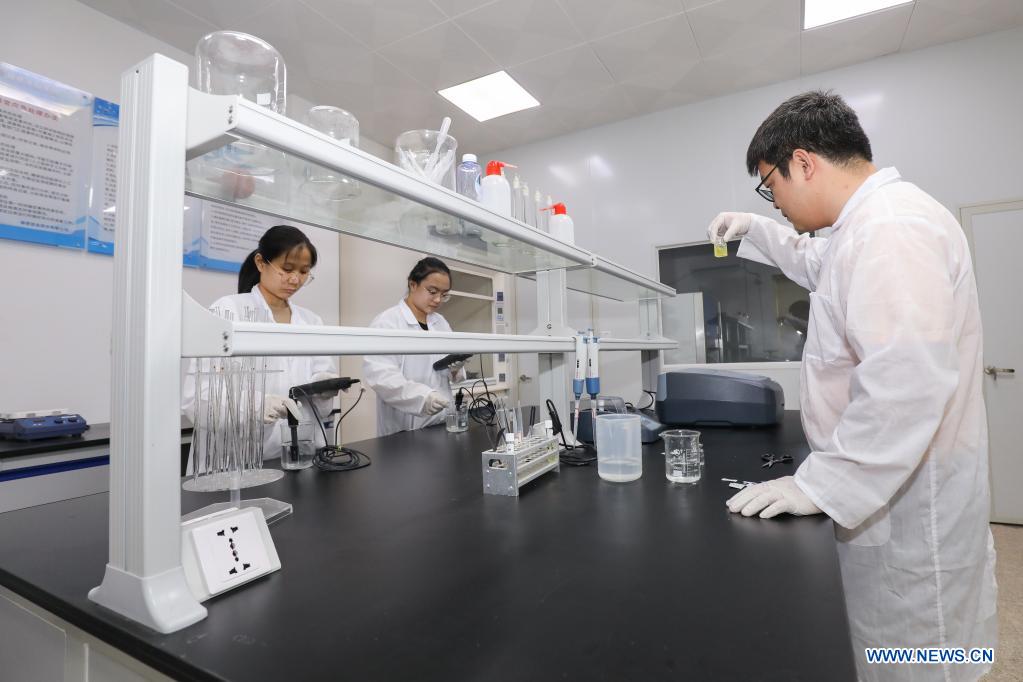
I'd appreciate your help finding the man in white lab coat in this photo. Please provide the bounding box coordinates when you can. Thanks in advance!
[711,91,997,681]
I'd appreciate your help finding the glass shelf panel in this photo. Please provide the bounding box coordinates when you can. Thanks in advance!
[561,255,675,301]
[184,98,590,274]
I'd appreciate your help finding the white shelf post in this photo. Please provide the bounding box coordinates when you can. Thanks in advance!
[88,55,207,633]
[532,269,577,431]
[638,298,664,396]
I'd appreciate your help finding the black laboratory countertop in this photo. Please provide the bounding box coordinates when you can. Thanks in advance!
[0,412,855,681]
[0,421,192,459]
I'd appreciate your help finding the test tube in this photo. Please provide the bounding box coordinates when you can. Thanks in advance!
[714,236,727,258]
[534,189,545,231]
[521,181,533,227]
[511,175,523,221]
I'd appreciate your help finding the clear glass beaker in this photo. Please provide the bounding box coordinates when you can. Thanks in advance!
[661,429,702,484]
[595,413,642,483]
[195,31,286,114]
[446,403,469,433]
[395,129,458,190]
[280,421,316,470]
[302,105,361,202]
[192,31,288,202]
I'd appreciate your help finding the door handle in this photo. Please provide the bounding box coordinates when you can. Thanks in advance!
[519,374,532,383]
[984,366,1016,381]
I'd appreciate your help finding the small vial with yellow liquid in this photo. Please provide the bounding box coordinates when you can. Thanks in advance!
[713,237,728,258]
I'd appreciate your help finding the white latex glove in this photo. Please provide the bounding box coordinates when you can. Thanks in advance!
[263,394,301,424]
[310,371,347,395]
[707,212,754,244]
[445,359,466,372]
[726,476,822,519]
[422,391,450,416]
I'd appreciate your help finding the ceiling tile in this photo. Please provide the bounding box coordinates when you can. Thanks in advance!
[542,84,638,132]
[455,0,585,67]
[801,4,913,75]
[378,22,500,90]
[230,2,371,88]
[167,0,281,29]
[437,108,506,154]
[901,0,1023,52]
[300,0,447,50]
[680,0,721,9]
[618,81,705,113]
[507,45,614,105]
[470,104,572,148]
[670,34,801,101]
[590,14,701,89]
[297,54,424,117]
[79,0,218,55]
[686,0,801,59]
[556,0,685,41]
[430,0,499,19]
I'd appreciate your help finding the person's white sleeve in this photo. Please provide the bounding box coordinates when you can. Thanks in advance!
[362,353,433,416]
[181,358,198,422]
[736,215,830,291]
[793,218,960,530]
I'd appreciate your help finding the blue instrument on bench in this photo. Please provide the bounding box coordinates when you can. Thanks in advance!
[0,411,89,441]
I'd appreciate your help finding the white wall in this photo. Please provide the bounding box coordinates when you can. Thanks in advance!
[0,0,340,424]
[0,0,475,443]
[6,2,1020,436]
[494,26,1023,409]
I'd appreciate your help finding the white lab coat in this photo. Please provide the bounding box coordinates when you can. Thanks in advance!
[182,287,336,464]
[738,167,997,681]
[362,299,462,437]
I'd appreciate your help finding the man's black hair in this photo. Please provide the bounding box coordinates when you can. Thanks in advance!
[746,90,872,178]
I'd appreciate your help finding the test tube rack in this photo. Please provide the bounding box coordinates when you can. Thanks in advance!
[481,434,560,496]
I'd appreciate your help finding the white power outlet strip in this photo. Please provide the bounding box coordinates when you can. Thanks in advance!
[180,507,281,602]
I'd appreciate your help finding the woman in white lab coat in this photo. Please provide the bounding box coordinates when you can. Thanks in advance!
[182,225,338,464]
[363,257,465,437]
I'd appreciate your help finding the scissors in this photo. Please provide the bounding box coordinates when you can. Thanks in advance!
[761,452,793,468]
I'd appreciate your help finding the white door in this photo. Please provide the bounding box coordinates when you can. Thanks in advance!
[963,201,1023,524]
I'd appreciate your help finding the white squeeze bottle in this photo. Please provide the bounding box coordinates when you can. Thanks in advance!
[479,160,516,217]
[542,202,574,244]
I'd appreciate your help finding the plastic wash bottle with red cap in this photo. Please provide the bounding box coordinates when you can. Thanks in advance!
[542,203,574,244]
[479,161,515,217]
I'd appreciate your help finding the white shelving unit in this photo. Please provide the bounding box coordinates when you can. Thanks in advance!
[443,264,509,389]
[90,55,677,634]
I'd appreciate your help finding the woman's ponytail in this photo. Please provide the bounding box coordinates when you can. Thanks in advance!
[238,249,261,294]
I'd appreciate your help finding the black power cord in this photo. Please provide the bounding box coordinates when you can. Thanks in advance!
[291,387,372,472]
[545,399,595,466]
[640,390,657,410]
[465,356,501,449]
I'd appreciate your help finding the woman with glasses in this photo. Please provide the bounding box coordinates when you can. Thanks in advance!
[363,257,466,436]
[182,225,339,465]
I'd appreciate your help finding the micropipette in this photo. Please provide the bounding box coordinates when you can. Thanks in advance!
[572,333,587,446]
[586,330,601,442]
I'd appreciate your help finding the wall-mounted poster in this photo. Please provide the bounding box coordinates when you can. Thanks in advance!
[86,97,118,254]
[0,63,92,249]
[199,201,278,272]
[82,97,205,266]
[183,196,202,267]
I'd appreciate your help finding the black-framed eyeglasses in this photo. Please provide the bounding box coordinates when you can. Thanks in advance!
[755,163,779,202]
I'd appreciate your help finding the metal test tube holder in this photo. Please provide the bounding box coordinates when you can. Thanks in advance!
[482,434,560,496]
